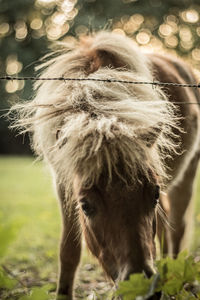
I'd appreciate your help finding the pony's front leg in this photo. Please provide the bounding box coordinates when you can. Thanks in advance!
[156,192,171,256]
[56,183,81,300]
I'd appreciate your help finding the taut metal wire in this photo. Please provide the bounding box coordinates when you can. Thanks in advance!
[0,75,200,89]
[0,76,200,106]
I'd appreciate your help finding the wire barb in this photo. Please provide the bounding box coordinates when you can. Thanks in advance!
[0,75,200,89]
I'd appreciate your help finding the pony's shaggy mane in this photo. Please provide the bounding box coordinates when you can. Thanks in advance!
[10,31,181,190]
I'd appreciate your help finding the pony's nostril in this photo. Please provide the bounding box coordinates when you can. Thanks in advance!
[143,266,156,278]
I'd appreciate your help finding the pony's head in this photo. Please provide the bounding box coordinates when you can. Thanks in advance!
[68,110,164,281]
[73,168,160,281]
[10,31,179,282]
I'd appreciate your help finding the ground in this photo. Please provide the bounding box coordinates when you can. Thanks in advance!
[0,156,200,300]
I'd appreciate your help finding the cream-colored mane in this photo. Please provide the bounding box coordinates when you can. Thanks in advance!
[11,31,180,190]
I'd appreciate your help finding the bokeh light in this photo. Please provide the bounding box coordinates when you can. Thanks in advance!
[196,27,200,37]
[30,18,43,30]
[112,28,125,36]
[166,15,178,24]
[159,24,172,37]
[6,55,23,75]
[123,14,144,34]
[192,48,200,61]
[6,61,22,75]
[37,0,56,6]
[179,26,192,42]
[61,0,76,12]
[46,25,63,40]
[149,36,163,50]
[5,81,19,93]
[130,14,144,26]
[14,20,28,40]
[136,31,151,45]
[0,23,10,36]
[164,35,178,48]
[181,9,199,23]
[52,12,66,25]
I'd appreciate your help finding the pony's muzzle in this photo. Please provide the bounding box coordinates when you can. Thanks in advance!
[122,264,156,281]
[143,264,156,278]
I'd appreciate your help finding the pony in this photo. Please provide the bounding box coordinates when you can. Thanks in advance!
[10,31,200,299]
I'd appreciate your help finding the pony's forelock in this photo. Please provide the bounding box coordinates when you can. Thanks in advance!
[9,31,181,191]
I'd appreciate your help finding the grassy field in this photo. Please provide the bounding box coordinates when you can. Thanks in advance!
[0,156,111,300]
[1,156,200,299]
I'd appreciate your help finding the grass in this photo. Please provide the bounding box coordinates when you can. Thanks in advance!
[0,156,110,300]
[0,156,60,299]
[0,156,200,299]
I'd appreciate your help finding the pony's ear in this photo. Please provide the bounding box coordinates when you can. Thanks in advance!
[138,123,162,147]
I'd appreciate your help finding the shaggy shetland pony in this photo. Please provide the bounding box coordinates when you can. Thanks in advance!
[11,31,200,299]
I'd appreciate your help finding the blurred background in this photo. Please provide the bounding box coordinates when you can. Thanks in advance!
[1,0,200,154]
[1,1,200,299]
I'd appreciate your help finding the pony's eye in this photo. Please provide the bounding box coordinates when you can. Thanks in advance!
[154,185,160,206]
[80,199,95,217]
[155,185,160,199]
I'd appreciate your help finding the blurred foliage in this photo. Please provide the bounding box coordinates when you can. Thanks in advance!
[0,266,17,291]
[0,0,200,153]
[117,251,200,299]
[18,284,54,300]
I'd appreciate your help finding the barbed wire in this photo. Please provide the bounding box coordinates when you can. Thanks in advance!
[0,75,200,89]
[0,76,200,108]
